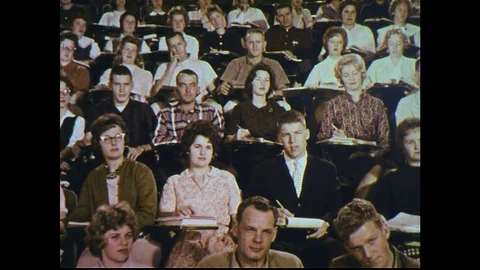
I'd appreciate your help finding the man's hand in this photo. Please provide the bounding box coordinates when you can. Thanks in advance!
[168,52,180,69]
[219,81,232,96]
[306,220,330,239]
[276,208,294,226]
[60,161,71,171]
[126,146,144,160]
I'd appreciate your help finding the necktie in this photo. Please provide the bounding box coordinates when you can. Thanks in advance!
[293,160,303,198]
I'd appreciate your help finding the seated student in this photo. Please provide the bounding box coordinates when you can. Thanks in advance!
[65,113,158,232]
[318,0,376,60]
[358,0,391,23]
[83,202,152,268]
[198,196,304,268]
[98,0,127,27]
[314,0,341,22]
[246,110,345,268]
[330,198,420,268]
[60,30,91,115]
[316,54,390,200]
[411,0,420,16]
[60,0,87,28]
[366,29,416,87]
[60,74,86,184]
[188,0,215,31]
[159,120,241,267]
[265,3,313,85]
[85,65,157,167]
[152,69,225,144]
[305,26,347,88]
[376,0,420,50]
[317,53,390,158]
[226,64,286,143]
[217,28,290,113]
[151,32,218,109]
[72,15,101,63]
[104,11,151,53]
[157,6,200,60]
[199,4,244,57]
[395,58,420,126]
[367,118,420,220]
[142,0,167,25]
[273,0,313,29]
[227,0,270,31]
[98,35,153,102]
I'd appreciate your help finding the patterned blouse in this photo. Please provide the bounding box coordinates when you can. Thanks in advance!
[317,92,390,156]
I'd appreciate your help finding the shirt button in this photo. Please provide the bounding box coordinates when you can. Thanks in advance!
[219,42,223,45]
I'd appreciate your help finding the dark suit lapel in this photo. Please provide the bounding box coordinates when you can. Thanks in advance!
[277,154,299,206]
[299,155,315,202]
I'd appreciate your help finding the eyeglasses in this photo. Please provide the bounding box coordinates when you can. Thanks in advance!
[99,133,126,144]
[60,44,76,52]
[60,88,71,95]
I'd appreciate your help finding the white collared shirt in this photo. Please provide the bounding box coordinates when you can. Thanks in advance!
[158,33,199,59]
[153,57,217,93]
[98,10,126,27]
[284,151,308,197]
[188,10,215,31]
[104,34,152,53]
[395,90,420,126]
[149,11,166,16]
[77,36,101,60]
[60,110,85,148]
[305,56,343,88]
[227,7,270,29]
[366,55,416,86]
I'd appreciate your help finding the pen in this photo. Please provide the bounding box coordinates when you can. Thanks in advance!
[237,125,245,130]
[332,124,339,131]
[275,200,285,209]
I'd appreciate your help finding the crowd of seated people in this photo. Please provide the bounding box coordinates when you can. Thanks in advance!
[60,0,421,267]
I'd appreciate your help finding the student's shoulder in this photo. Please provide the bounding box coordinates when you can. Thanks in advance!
[269,250,304,267]
[197,251,231,267]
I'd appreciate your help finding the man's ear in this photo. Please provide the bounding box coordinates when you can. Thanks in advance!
[305,128,310,140]
[272,227,278,243]
[241,38,246,49]
[380,215,390,240]
[263,40,267,52]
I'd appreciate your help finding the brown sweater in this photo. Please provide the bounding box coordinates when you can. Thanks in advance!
[67,159,158,231]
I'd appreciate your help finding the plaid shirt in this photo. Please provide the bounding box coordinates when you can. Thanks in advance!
[153,103,224,145]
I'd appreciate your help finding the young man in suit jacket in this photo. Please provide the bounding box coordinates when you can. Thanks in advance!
[245,110,346,267]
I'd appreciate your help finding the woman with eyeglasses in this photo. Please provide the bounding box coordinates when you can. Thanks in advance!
[65,113,158,232]
[60,74,86,174]
[159,120,241,267]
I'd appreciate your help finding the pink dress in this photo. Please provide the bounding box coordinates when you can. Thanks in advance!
[159,166,241,267]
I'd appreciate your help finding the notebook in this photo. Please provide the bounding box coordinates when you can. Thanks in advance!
[155,216,218,228]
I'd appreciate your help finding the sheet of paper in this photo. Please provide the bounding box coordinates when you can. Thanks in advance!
[283,217,325,229]
[387,212,420,233]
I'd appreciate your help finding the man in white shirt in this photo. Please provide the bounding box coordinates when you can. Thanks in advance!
[227,0,270,31]
[151,32,219,110]
[273,0,314,29]
[158,6,199,59]
[395,58,420,126]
